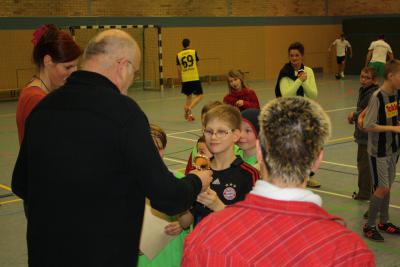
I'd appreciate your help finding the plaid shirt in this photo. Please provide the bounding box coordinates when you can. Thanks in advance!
[182,193,374,267]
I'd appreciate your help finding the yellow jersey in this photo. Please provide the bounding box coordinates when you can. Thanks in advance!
[177,49,199,82]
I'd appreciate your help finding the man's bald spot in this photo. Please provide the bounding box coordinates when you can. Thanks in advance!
[83,29,140,63]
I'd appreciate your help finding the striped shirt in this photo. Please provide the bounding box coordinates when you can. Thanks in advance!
[183,188,374,267]
[363,88,400,157]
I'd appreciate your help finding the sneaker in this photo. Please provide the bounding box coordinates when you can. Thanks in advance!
[307,178,321,188]
[378,223,400,235]
[184,107,190,120]
[335,73,341,80]
[363,210,369,219]
[187,114,195,122]
[363,224,384,242]
[341,72,345,78]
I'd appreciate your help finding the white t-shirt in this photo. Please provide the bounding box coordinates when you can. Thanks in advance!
[369,39,393,63]
[332,39,351,57]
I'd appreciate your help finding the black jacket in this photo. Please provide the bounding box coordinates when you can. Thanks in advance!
[275,62,305,97]
[12,71,202,267]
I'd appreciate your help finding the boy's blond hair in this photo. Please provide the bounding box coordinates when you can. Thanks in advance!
[259,97,331,185]
[384,59,400,79]
[203,104,241,130]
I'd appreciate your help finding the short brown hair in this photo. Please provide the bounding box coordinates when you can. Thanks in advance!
[203,104,241,130]
[259,97,331,185]
[361,67,377,80]
[384,59,400,79]
[149,123,167,150]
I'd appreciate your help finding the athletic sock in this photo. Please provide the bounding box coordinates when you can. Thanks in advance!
[380,192,390,224]
[367,195,383,226]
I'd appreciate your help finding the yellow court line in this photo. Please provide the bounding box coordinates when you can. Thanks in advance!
[0,183,12,192]
[327,136,353,143]
[0,198,21,206]
[325,107,356,113]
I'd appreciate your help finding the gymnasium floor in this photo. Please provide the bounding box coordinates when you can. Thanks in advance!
[0,74,399,266]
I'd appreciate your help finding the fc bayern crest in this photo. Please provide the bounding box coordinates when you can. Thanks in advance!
[223,187,237,200]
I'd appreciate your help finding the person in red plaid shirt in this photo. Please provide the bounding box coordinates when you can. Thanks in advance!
[182,97,375,267]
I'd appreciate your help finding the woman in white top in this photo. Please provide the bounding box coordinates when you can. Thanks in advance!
[275,42,318,99]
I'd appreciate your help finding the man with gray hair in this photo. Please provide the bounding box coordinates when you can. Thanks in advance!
[12,29,212,266]
[183,97,374,266]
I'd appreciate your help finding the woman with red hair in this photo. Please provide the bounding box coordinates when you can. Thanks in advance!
[16,24,82,143]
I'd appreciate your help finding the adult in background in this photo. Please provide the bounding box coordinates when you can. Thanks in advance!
[177,38,203,121]
[182,97,375,267]
[12,29,212,267]
[365,35,394,78]
[16,24,82,144]
[275,41,319,188]
[328,33,352,79]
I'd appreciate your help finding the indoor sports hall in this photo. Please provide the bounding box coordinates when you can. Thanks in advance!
[0,1,400,266]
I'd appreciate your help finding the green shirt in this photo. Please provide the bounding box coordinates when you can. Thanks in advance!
[137,171,189,267]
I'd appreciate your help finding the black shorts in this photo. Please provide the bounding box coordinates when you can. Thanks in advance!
[337,56,346,64]
[181,80,203,96]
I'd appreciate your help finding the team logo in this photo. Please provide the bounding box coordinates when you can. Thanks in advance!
[385,101,398,118]
[223,186,237,200]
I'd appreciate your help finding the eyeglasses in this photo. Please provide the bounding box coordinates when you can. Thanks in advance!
[203,128,234,138]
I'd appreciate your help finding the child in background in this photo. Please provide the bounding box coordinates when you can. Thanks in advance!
[237,108,260,169]
[347,67,379,201]
[223,69,260,111]
[190,104,259,226]
[362,60,400,242]
[137,124,191,267]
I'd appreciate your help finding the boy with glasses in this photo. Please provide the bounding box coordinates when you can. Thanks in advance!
[189,104,259,226]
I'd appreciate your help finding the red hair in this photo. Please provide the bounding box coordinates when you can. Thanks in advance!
[32,24,82,69]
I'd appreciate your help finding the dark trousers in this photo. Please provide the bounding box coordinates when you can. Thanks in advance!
[357,144,372,199]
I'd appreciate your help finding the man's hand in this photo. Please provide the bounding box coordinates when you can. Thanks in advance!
[189,169,213,192]
[196,188,225,211]
[164,221,183,236]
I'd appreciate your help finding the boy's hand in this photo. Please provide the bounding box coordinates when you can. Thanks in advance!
[197,188,225,211]
[164,221,183,236]
[347,112,354,124]
[357,108,368,132]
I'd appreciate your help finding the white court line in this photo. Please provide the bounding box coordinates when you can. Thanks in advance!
[164,157,400,210]
[322,160,400,176]
[325,107,356,113]
[167,129,201,136]
[311,188,400,209]
[168,136,197,142]
[164,157,186,164]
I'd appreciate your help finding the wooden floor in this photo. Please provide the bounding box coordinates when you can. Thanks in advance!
[0,74,399,266]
